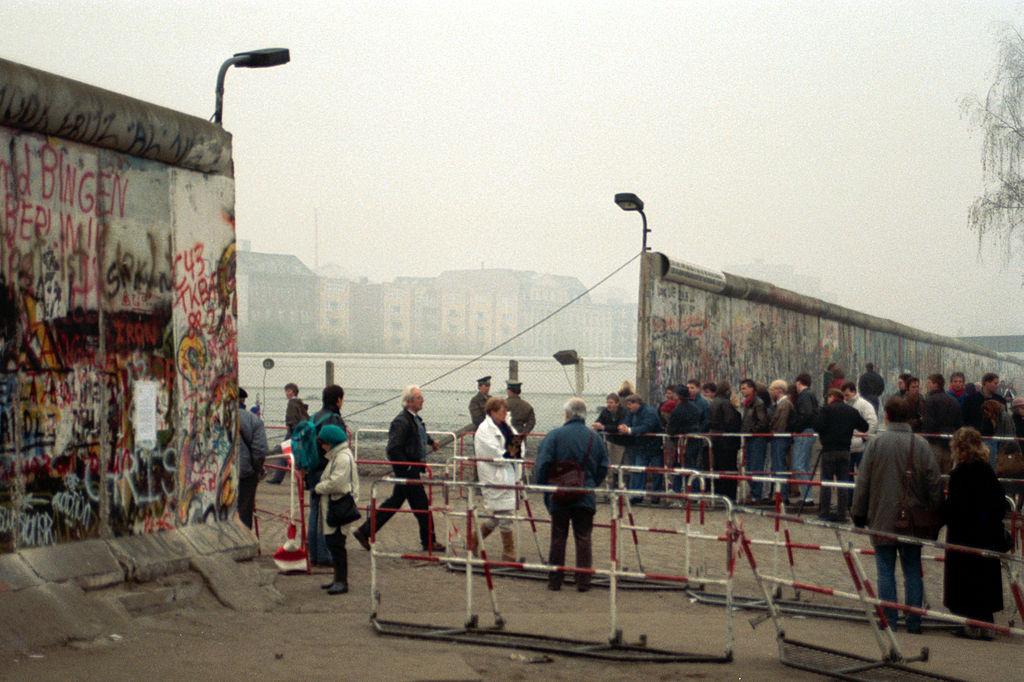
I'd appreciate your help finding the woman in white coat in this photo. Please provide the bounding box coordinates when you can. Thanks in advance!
[472,397,521,562]
[314,424,360,595]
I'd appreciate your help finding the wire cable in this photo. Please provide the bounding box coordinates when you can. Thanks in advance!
[344,251,642,420]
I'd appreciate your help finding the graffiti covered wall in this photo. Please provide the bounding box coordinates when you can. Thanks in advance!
[0,59,236,552]
[637,252,1024,401]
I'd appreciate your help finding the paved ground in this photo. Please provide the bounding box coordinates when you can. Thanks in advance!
[4,472,1022,681]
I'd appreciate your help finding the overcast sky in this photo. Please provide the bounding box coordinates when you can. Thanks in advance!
[5,1,1024,336]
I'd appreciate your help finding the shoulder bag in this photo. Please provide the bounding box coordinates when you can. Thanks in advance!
[326,454,361,528]
[893,435,941,540]
[549,434,594,504]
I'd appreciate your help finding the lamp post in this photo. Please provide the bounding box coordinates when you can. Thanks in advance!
[213,48,291,125]
[553,349,584,397]
[614,192,648,252]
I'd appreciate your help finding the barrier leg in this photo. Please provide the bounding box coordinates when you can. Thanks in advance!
[609,489,622,645]
[622,495,644,572]
[370,483,380,618]
[297,470,310,575]
[837,531,901,662]
[520,494,545,562]
[465,487,476,628]
[468,504,505,629]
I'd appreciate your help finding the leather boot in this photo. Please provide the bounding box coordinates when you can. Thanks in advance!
[471,524,496,557]
[500,529,516,562]
[327,542,348,595]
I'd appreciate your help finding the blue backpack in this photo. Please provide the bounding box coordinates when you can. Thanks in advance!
[290,414,332,472]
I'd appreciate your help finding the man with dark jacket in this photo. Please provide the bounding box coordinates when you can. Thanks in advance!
[922,373,963,474]
[857,363,885,413]
[237,388,268,529]
[667,387,702,495]
[534,398,609,592]
[739,379,770,502]
[791,373,820,503]
[618,394,663,504]
[306,384,348,565]
[815,389,869,521]
[268,382,309,484]
[963,372,1006,431]
[353,385,445,553]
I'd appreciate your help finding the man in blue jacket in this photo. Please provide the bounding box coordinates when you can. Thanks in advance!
[534,398,609,592]
[617,394,663,504]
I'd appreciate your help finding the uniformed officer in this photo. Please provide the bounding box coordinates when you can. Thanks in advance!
[468,376,491,429]
[506,381,536,437]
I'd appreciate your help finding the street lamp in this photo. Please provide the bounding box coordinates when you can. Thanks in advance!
[213,48,291,125]
[614,192,649,252]
[553,349,585,397]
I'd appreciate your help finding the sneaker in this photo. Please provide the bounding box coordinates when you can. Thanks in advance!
[352,527,371,551]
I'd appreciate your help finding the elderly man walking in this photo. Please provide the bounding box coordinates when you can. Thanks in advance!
[353,385,445,553]
[852,396,942,634]
[534,398,609,592]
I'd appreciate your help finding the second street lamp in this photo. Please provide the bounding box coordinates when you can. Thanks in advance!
[614,192,649,252]
[213,48,291,125]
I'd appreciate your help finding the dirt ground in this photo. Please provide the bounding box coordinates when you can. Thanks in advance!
[5,473,1022,681]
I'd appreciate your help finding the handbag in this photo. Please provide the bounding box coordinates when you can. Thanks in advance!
[996,446,1024,478]
[326,454,361,527]
[549,435,594,504]
[893,435,941,540]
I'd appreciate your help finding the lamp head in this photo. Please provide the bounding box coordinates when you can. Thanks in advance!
[234,48,291,68]
[614,192,644,212]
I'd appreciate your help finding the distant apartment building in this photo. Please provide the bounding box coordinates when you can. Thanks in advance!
[237,250,637,356]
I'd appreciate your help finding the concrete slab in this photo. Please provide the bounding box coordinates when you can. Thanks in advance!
[18,539,124,590]
[107,532,192,582]
[178,519,258,560]
[0,553,43,592]
[0,581,127,654]
[190,554,284,613]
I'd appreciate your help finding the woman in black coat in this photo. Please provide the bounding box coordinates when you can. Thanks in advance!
[941,427,1009,640]
[708,381,742,501]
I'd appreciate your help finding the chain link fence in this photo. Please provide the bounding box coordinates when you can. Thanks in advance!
[240,352,636,436]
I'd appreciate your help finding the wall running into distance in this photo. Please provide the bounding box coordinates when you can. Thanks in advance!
[0,59,237,552]
[636,252,1024,401]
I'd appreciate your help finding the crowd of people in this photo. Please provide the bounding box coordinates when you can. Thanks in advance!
[232,366,1021,640]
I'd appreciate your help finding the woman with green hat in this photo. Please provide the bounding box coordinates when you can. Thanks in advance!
[314,424,360,595]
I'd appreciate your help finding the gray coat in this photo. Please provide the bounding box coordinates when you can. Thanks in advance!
[851,423,942,546]
[238,408,268,479]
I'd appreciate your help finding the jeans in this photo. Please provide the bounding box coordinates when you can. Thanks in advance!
[875,543,923,630]
[673,440,705,493]
[770,437,790,497]
[307,494,333,565]
[745,436,769,499]
[791,429,816,501]
[629,450,664,499]
[818,450,851,519]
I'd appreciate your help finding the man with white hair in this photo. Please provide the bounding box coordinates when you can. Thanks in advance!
[534,398,609,592]
[353,385,445,553]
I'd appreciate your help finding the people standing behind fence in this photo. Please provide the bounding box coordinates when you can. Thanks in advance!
[268,382,309,485]
[852,396,942,635]
[708,381,742,502]
[980,399,1016,468]
[468,376,491,431]
[306,385,349,566]
[506,381,536,440]
[964,372,1006,432]
[352,385,446,553]
[922,373,963,474]
[593,393,627,486]
[841,382,877,473]
[667,384,702,497]
[471,397,521,562]
[618,394,663,504]
[815,389,869,522]
[534,397,609,592]
[941,427,1011,640]
[687,379,711,483]
[768,380,794,497]
[855,363,883,413]
[739,379,770,504]
[946,371,968,409]
[791,373,820,504]
[904,377,925,432]
[236,388,268,530]
[314,424,359,595]
[658,385,678,428]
